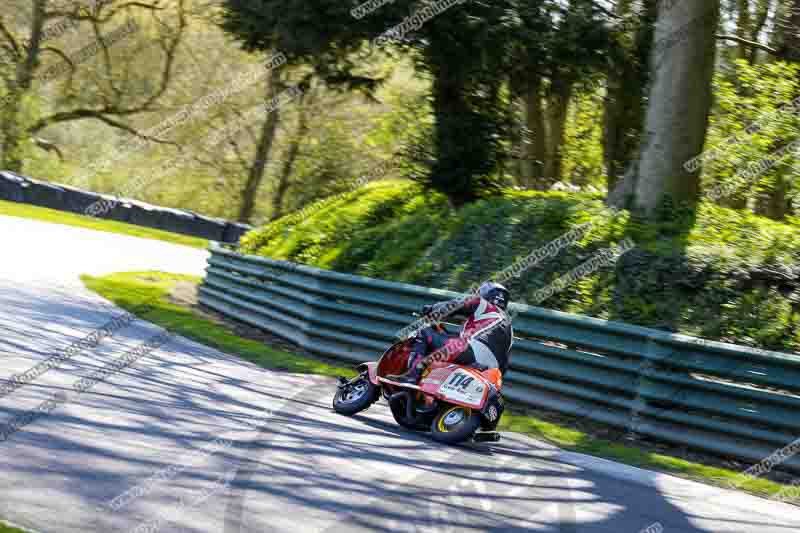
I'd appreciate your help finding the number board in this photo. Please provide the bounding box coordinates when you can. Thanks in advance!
[438,369,487,406]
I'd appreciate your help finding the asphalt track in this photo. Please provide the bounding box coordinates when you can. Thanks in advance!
[1,214,799,533]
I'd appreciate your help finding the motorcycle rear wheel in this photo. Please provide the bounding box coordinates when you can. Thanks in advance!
[333,374,379,415]
[430,405,481,444]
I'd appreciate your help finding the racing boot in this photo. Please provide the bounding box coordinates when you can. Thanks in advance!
[386,356,427,387]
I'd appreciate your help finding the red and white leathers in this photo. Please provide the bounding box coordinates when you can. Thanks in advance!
[414,296,514,373]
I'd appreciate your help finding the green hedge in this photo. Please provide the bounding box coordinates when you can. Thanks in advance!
[240,181,800,353]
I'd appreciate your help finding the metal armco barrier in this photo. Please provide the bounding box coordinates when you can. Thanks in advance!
[0,171,250,243]
[200,242,800,473]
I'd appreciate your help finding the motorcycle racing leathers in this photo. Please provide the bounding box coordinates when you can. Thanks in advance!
[406,296,513,377]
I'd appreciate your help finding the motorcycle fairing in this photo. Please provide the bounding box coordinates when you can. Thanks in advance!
[376,339,414,379]
[419,364,489,409]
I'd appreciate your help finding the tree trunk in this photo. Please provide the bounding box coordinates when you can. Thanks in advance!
[508,71,525,183]
[603,0,656,193]
[430,63,480,207]
[238,68,282,224]
[736,0,753,61]
[521,74,547,188]
[543,79,572,187]
[770,0,788,50]
[630,1,720,215]
[270,92,309,221]
[508,94,524,181]
[759,0,799,219]
[1,91,25,172]
[603,68,626,191]
[757,173,790,220]
[751,0,771,61]
[2,0,46,172]
[604,0,657,197]
[776,0,800,61]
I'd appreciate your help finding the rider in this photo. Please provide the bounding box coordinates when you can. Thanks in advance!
[386,281,513,386]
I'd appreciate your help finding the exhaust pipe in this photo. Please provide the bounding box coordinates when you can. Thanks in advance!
[388,391,417,424]
[389,391,411,410]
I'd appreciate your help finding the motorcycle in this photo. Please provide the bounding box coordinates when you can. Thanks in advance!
[332,324,505,444]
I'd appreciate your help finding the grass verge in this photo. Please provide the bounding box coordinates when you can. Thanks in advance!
[498,412,789,499]
[0,522,31,533]
[81,271,354,378]
[83,271,797,503]
[0,199,208,249]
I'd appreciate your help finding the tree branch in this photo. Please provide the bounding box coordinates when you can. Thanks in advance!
[139,0,185,109]
[38,46,75,73]
[91,113,178,146]
[0,17,21,58]
[88,15,123,100]
[20,0,47,90]
[715,34,778,55]
[33,137,65,160]
[47,1,165,23]
[29,105,171,146]
[30,2,185,145]
[228,135,251,173]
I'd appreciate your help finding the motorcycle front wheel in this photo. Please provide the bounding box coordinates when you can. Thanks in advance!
[430,404,481,444]
[333,373,379,415]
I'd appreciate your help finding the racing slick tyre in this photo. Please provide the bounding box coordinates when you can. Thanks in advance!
[430,404,482,444]
[333,374,379,415]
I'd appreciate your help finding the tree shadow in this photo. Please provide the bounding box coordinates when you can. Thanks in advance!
[1,231,798,533]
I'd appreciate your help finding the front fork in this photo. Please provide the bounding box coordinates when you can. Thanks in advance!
[336,371,371,396]
[336,375,361,389]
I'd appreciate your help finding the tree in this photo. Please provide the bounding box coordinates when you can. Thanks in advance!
[725,0,771,63]
[509,0,611,190]
[513,70,547,187]
[270,87,311,221]
[602,0,656,191]
[758,0,800,219]
[773,0,800,62]
[237,67,282,223]
[613,1,721,215]
[0,0,186,173]
[0,0,46,171]
[219,0,520,208]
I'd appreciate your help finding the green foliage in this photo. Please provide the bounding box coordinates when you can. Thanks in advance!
[243,184,800,353]
[219,0,612,207]
[704,60,800,207]
[282,122,361,212]
[239,180,424,267]
[365,67,433,155]
[561,89,607,189]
